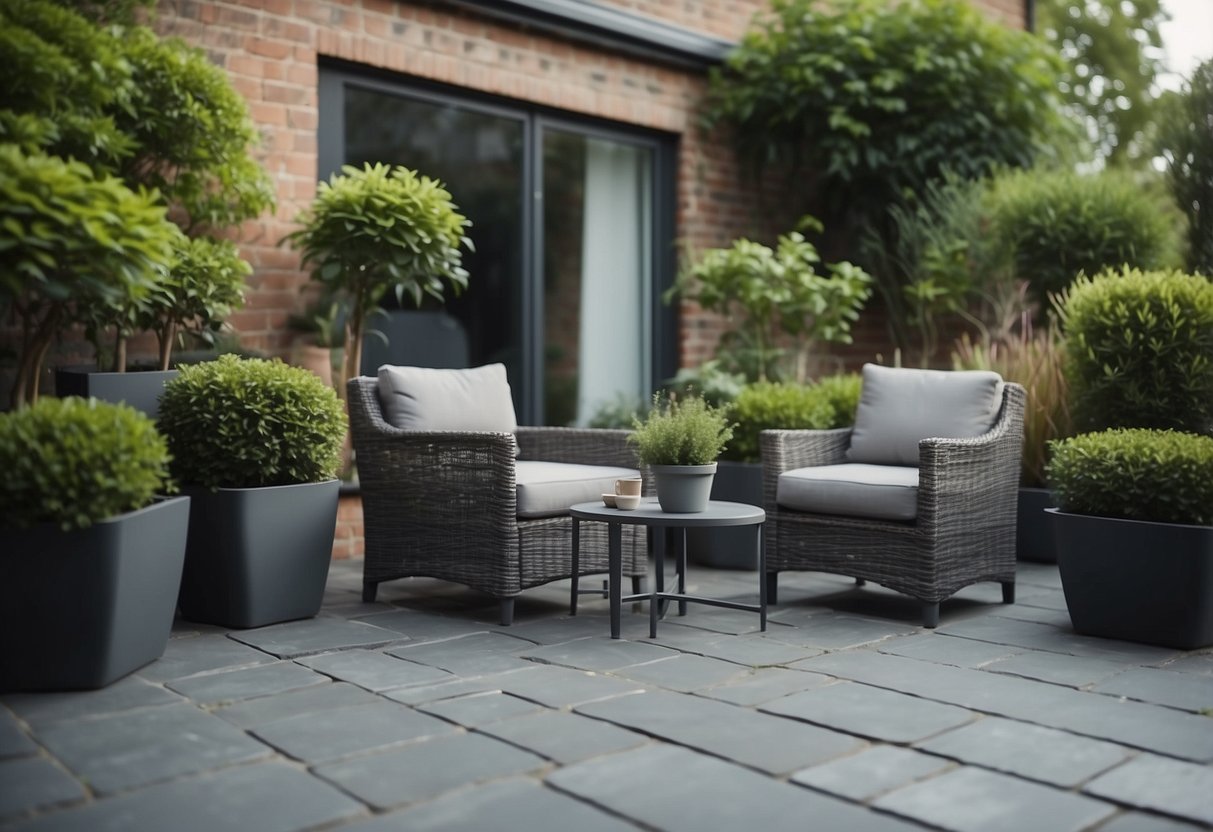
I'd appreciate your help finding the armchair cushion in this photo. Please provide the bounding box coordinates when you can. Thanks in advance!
[515,461,640,519]
[846,364,1003,466]
[378,363,518,436]
[778,463,919,521]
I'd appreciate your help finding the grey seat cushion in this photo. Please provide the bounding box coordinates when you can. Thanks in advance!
[515,461,641,519]
[777,463,919,522]
[846,364,1003,466]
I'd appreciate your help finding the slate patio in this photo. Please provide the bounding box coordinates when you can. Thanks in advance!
[2,559,1211,831]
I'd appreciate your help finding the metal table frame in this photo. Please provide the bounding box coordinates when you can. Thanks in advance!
[569,499,766,638]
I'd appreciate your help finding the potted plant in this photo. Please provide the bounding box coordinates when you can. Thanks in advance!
[157,355,347,628]
[629,392,734,513]
[1046,429,1213,649]
[0,397,189,690]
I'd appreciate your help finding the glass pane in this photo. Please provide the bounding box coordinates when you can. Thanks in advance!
[542,130,653,426]
[343,87,525,402]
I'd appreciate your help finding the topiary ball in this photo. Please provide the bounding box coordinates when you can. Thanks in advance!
[158,354,346,488]
[0,397,171,531]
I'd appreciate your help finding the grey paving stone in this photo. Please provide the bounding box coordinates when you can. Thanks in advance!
[547,743,916,831]
[697,667,833,706]
[386,632,536,676]
[1083,754,1213,826]
[984,650,1130,688]
[419,691,547,727]
[795,650,1213,762]
[1096,812,1210,832]
[916,716,1131,787]
[521,637,680,672]
[0,711,37,758]
[939,616,1179,663]
[165,661,328,705]
[135,634,275,682]
[500,614,630,645]
[2,675,181,725]
[760,680,976,743]
[295,649,453,691]
[252,700,455,763]
[33,702,271,795]
[656,604,767,636]
[212,681,382,728]
[763,611,916,649]
[227,617,404,658]
[612,653,750,692]
[1156,652,1213,675]
[878,633,1021,668]
[333,777,637,832]
[872,765,1115,832]
[989,603,1074,627]
[651,625,822,666]
[791,745,952,801]
[313,732,546,811]
[476,710,647,764]
[380,675,522,706]
[576,689,863,774]
[351,609,491,643]
[1093,667,1213,712]
[493,664,647,708]
[0,756,86,820]
[7,761,363,832]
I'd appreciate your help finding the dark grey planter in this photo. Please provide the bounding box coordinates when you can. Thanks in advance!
[687,460,762,570]
[178,480,340,629]
[1016,487,1057,563]
[0,497,190,692]
[1048,508,1213,650]
[652,463,717,514]
[55,367,179,419]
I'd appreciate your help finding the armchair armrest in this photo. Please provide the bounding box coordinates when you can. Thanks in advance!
[760,427,853,512]
[516,426,636,468]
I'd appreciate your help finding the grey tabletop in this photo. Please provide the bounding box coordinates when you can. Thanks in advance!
[570,499,765,527]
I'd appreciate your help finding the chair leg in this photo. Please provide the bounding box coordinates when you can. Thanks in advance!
[1001,580,1016,604]
[765,571,779,605]
[362,581,378,603]
[855,578,867,587]
[499,598,515,627]
[921,602,940,629]
[632,575,644,595]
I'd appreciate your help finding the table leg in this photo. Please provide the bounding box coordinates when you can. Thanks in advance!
[757,523,767,632]
[677,528,688,617]
[651,527,664,637]
[570,517,580,616]
[609,522,622,639]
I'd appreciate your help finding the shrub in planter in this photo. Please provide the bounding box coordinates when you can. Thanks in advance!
[725,380,855,463]
[630,393,734,513]
[1059,268,1213,435]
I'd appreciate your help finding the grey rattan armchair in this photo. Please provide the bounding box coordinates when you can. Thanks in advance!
[347,377,647,625]
[761,381,1025,628]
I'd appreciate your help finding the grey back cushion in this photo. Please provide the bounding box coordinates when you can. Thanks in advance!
[377,363,519,435]
[846,364,1003,466]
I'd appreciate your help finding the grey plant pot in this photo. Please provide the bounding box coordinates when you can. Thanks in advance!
[54,366,179,420]
[1016,486,1057,563]
[687,460,762,569]
[177,480,340,629]
[1048,508,1213,650]
[0,496,190,692]
[652,462,717,513]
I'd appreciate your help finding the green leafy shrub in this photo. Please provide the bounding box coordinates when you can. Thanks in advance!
[986,167,1178,304]
[725,383,831,463]
[0,397,170,531]
[1047,429,1213,526]
[1059,268,1213,434]
[629,393,734,467]
[1156,58,1213,275]
[158,355,347,488]
[811,373,863,430]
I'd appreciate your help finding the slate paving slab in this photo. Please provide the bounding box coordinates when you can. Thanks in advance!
[227,617,404,658]
[1083,754,1213,826]
[1092,667,1213,712]
[2,675,181,725]
[547,743,917,832]
[1155,652,1213,675]
[475,711,648,765]
[333,777,638,832]
[872,765,1115,832]
[0,711,37,758]
[575,689,863,774]
[982,650,1130,688]
[135,634,275,682]
[380,675,524,707]
[915,715,1131,787]
[520,637,679,672]
[386,632,537,676]
[878,633,1021,669]
[492,664,646,708]
[697,667,833,707]
[32,703,271,795]
[1096,812,1210,832]
[165,661,328,705]
[419,692,548,727]
[760,680,977,743]
[612,653,750,693]
[791,745,952,802]
[212,681,382,728]
[351,609,490,643]
[4,761,364,832]
[313,732,547,811]
[0,756,87,821]
[762,611,917,649]
[252,700,456,763]
[294,649,453,692]
[652,625,822,666]
[938,617,1179,664]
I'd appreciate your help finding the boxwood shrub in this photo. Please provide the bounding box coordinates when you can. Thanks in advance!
[1047,429,1213,526]
[724,374,862,463]
[1060,268,1213,435]
[0,397,171,531]
[158,355,346,488]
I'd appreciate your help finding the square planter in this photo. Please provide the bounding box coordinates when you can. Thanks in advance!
[54,367,179,420]
[177,480,340,629]
[1016,486,1057,563]
[687,460,762,570]
[0,497,190,691]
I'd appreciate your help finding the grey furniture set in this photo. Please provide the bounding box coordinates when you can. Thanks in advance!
[348,363,1025,630]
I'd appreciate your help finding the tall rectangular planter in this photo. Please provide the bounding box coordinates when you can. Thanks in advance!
[686,461,762,570]
[1016,487,1057,563]
[0,497,190,692]
[55,367,179,420]
[178,480,340,629]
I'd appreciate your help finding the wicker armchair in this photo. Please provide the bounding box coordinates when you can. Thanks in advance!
[347,377,647,625]
[761,375,1025,628]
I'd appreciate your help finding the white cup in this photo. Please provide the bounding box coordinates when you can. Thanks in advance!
[615,494,641,510]
[614,477,642,497]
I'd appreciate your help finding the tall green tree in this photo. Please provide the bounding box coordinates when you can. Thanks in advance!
[1037,0,1169,166]
[1156,60,1213,274]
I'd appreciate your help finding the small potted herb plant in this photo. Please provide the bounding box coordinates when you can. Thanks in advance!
[158,354,347,628]
[629,393,734,513]
[0,397,189,690]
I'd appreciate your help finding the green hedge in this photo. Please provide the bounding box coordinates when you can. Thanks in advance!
[724,374,862,462]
